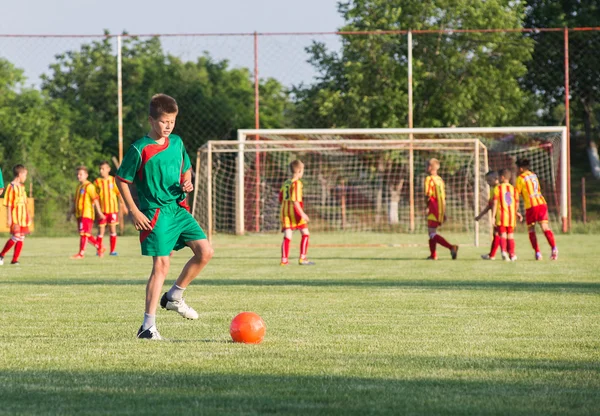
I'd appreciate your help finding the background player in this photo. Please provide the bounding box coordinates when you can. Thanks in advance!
[0,165,4,195]
[279,160,314,266]
[71,166,105,259]
[492,169,521,261]
[94,161,128,256]
[515,158,558,260]
[0,165,31,265]
[475,171,500,260]
[425,158,458,260]
[117,93,213,340]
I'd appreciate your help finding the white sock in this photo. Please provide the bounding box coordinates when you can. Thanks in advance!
[167,284,185,301]
[142,313,156,331]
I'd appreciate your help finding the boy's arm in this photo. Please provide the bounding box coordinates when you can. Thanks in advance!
[93,199,106,221]
[116,178,152,231]
[475,204,491,221]
[181,168,193,193]
[293,201,309,222]
[491,199,498,223]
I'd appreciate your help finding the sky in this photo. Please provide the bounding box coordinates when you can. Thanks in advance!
[0,0,344,35]
[0,0,346,87]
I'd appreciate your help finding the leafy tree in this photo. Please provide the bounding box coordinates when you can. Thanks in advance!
[293,0,537,128]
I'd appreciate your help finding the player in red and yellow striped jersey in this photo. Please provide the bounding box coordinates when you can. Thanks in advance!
[492,169,522,261]
[279,160,313,266]
[94,161,128,256]
[425,159,458,260]
[0,165,31,265]
[71,166,106,259]
[515,158,558,260]
[475,171,501,260]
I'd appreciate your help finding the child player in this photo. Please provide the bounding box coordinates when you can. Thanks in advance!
[475,171,501,260]
[117,93,213,340]
[94,161,128,256]
[492,169,521,261]
[515,158,558,260]
[279,160,314,266]
[71,166,106,259]
[0,165,31,265]
[425,158,458,260]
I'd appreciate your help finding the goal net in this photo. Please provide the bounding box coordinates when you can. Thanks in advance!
[192,127,567,246]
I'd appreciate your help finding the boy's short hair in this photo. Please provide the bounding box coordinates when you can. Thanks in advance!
[149,94,178,119]
[499,168,511,180]
[427,158,440,169]
[516,158,530,168]
[289,160,304,174]
[485,171,498,179]
[76,165,89,174]
[99,160,110,168]
[12,164,26,177]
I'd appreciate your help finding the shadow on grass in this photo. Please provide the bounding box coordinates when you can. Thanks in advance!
[2,278,599,293]
[0,363,598,415]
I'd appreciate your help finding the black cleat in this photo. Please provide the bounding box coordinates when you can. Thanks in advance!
[137,325,163,340]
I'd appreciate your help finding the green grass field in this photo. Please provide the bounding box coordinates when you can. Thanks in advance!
[0,233,599,415]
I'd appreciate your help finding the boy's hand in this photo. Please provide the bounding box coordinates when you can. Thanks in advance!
[121,203,129,216]
[517,212,524,222]
[302,214,310,223]
[181,180,193,193]
[98,212,106,222]
[474,214,481,221]
[131,209,152,231]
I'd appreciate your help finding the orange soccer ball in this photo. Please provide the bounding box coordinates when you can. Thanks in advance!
[229,312,266,344]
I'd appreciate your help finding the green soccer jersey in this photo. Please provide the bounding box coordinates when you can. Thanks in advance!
[117,134,191,210]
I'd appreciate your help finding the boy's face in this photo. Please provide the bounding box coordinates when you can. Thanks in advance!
[149,113,177,138]
[77,170,88,183]
[99,164,111,178]
[297,165,304,178]
[500,175,510,183]
[17,169,27,184]
[427,163,437,174]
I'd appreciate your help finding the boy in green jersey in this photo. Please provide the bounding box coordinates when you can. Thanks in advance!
[117,94,214,340]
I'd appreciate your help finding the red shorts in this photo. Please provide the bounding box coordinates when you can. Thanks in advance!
[10,224,30,236]
[98,212,119,225]
[493,226,500,234]
[525,204,549,226]
[281,223,308,232]
[428,220,441,228]
[78,218,94,236]
[497,226,514,234]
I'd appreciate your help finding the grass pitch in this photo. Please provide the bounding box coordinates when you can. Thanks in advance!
[0,233,599,415]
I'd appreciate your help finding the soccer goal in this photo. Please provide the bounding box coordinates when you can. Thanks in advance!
[192,127,568,246]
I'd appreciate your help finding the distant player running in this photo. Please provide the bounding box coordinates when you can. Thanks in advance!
[492,169,521,261]
[0,165,31,265]
[71,166,106,259]
[279,160,314,266]
[475,171,500,260]
[94,161,128,256]
[515,158,558,260]
[425,158,458,260]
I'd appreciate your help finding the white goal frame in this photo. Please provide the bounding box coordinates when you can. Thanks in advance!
[194,127,568,243]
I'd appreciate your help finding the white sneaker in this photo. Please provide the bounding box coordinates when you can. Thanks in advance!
[0,256,4,266]
[137,325,163,340]
[481,254,495,260]
[501,252,511,261]
[510,255,517,262]
[160,293,199,320]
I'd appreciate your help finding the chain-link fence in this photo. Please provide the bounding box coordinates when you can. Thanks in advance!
[0,29,599,235]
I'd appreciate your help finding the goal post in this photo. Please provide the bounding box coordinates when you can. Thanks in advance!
[193,127,568,245]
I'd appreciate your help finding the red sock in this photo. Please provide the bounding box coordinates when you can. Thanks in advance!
[500,237,507,252]
[490,235,500,257]
[97,235,103,250]
[87,235,98,247]
[281,237,291,263]
[79,236,87,254]
[110,234,117,252]
[300,234,309,259]
[434,234,453,249]
[429,238,436,257]
[544,230,556,249]
[13,240,23,262]
[1,238,16,257]
[507,239,515,257]
[528,231,540,252]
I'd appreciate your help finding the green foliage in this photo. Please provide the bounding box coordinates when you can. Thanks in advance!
[293,0,538,128]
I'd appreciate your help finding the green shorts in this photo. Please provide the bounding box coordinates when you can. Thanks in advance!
[140,203,207,256]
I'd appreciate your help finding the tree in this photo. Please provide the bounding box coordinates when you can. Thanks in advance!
[293,0,537,128]
[524,0,600,176]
